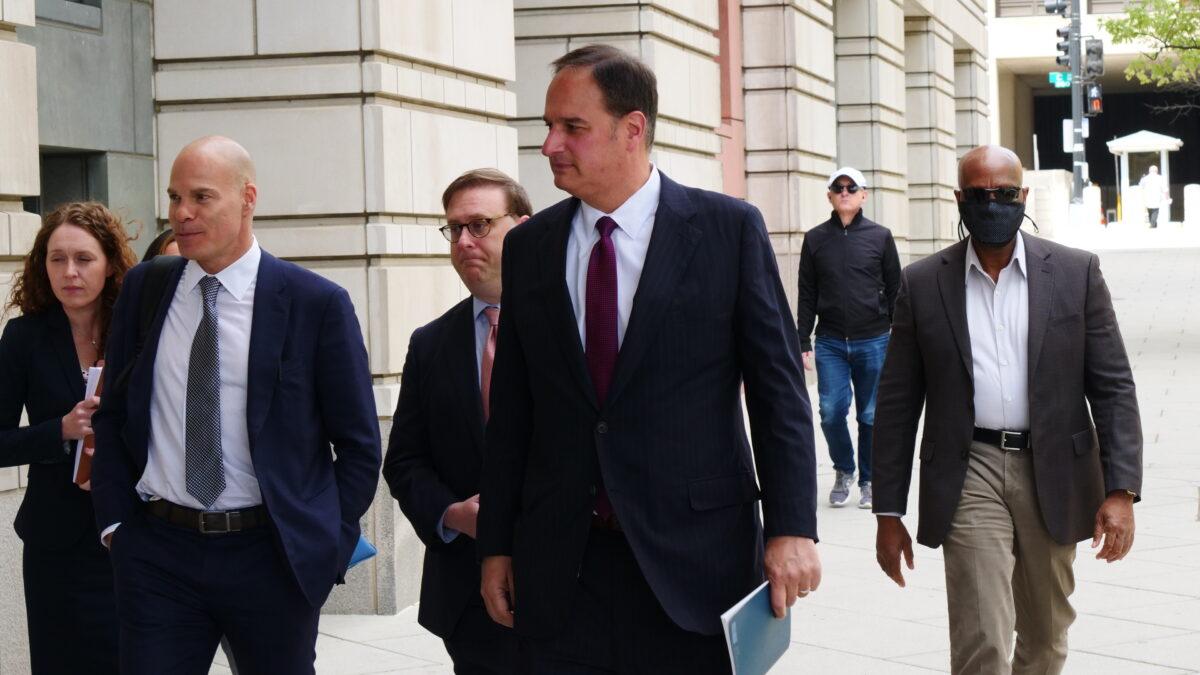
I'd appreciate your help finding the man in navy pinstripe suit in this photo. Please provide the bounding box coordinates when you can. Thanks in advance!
[477,45,822,674]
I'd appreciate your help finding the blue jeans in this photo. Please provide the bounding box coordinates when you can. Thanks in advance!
[814,333,890,485]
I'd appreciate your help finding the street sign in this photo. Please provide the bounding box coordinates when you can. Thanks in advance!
[1048,71,1072,88]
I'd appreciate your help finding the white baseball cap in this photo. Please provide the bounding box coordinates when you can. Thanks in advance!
[827,167,867,189]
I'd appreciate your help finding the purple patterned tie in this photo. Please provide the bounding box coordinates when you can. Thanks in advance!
[586,216,619,520]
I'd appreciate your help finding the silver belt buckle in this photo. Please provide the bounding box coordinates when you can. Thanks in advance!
[199,511,233,534]
[1000,431,1022,452]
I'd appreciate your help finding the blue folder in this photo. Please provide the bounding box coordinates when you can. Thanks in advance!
[720,581,791,675]
[347,535,377,570]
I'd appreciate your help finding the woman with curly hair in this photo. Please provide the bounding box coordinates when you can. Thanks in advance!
[0,201,136,674]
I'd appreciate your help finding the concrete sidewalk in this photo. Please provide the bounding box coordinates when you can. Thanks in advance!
[215,247,1200,674]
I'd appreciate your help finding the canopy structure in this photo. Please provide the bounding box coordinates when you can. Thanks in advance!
[1107,130,1184,221]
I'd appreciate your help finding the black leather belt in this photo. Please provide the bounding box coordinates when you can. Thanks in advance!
[973,427,1030,451]
[145,499,269,534]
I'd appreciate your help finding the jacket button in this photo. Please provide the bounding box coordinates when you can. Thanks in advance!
[596,421,608,434]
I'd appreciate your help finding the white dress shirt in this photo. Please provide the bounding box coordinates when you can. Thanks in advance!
[565,166,661,348]
[965,233,1030,431]
[436,296,498,544]
[138,239,264,509]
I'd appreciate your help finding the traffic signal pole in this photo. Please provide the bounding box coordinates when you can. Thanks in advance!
[1069,0,1085,203]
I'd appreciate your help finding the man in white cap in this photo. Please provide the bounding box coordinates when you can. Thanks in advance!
[796,167,901,509]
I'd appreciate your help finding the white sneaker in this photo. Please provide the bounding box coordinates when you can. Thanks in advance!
[858,482,873,510]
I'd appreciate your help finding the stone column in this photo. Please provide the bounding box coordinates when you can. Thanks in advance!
[834,0,910,252]
[905,16,959,257]
[742,0,837,308]
[152,0,519,614]
[0,2,39,671]
[512,1,723,211]
[955,49,990,158]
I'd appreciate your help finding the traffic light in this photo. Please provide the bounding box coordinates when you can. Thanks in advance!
[1086,83,1103,116]
[1085,39,1104,78]
[1056,26,1072,69]
[1044,0,1069,14]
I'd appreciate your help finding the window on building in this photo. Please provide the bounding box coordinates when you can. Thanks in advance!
[996,0,1045,17]
[23,152,102,216]
[1089,0,1129,13]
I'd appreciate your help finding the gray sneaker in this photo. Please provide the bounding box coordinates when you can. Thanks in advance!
[829,470,854,507]
[858,482,873,509]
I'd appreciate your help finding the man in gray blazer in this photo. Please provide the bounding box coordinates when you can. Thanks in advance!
[872,145,1142,674]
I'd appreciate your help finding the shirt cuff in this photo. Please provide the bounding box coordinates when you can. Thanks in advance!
[874,512,904,518]
[100,522,120,548]
[436,506,460,544]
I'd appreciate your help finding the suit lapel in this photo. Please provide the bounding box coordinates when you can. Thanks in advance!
[936,240,974,380]
[534,198,598,410]
[130,259,187,453]
[446,298,485,451]
[1023,234,1054,382]
[246,252,291,448]
[47,308,83,396]
[605,175,701,407]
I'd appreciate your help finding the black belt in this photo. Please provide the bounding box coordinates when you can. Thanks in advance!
[145,499,269,534]
[973,427,1030,451]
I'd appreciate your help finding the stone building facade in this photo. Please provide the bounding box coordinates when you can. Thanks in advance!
[0,1,989,669]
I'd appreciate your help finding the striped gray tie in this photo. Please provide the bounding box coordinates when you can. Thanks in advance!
[186,275,226,508]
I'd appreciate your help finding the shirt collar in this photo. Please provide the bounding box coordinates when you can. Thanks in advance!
[472,296,498,321]
[965,231,1026,283]
[577,165,661,240]
[181,237,262,301]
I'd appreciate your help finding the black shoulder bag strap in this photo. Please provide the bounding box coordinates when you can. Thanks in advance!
[111,254,182,394]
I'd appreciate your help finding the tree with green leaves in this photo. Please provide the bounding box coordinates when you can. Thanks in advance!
[1103,0,1200,96]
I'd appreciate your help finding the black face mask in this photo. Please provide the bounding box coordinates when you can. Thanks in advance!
[958,200,1025,247]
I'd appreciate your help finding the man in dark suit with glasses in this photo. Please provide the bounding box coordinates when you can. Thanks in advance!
[383,168,531,673]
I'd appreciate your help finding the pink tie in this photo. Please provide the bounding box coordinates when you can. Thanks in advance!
[480,307,499,421]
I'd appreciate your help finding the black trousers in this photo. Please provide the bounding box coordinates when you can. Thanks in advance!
[444,601,519,674]
[1149,208,1160,227]
[110,515,320,675]
[23,535,119,675]
[519,529,731,675]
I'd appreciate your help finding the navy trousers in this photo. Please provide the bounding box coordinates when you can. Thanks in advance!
[518,529,731,675]
[110,514,320,675]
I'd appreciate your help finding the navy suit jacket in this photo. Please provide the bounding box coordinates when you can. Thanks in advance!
[477,173,818,636]
[91,251,381,607]
[0,308,102,550]
[382,297,487,638]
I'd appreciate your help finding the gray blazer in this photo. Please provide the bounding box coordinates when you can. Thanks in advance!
[872,234,1142,547]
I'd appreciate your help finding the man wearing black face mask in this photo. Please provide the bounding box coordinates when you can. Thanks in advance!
[871,145,1143,674]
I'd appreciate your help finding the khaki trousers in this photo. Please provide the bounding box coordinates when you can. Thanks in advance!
[943,441,1077,675]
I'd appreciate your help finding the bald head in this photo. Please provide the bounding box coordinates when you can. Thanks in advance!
[174,135,256,188]
[958,145,1023,190]
[167,136,258,274]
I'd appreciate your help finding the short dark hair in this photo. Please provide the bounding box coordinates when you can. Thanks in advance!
[552,44,658,148]
[441,168,533,217]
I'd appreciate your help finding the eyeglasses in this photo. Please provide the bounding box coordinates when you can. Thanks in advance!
[961,187,1022,204]
[831,184,861,194]
[439,214,513,243]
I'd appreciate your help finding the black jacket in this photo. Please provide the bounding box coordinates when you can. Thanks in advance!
[0,308,101,550]
[796,210,901,351]
[477,173,817,637]
[382,297,490,639]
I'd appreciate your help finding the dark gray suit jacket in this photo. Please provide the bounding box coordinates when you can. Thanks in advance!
[872,234,1142,547]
